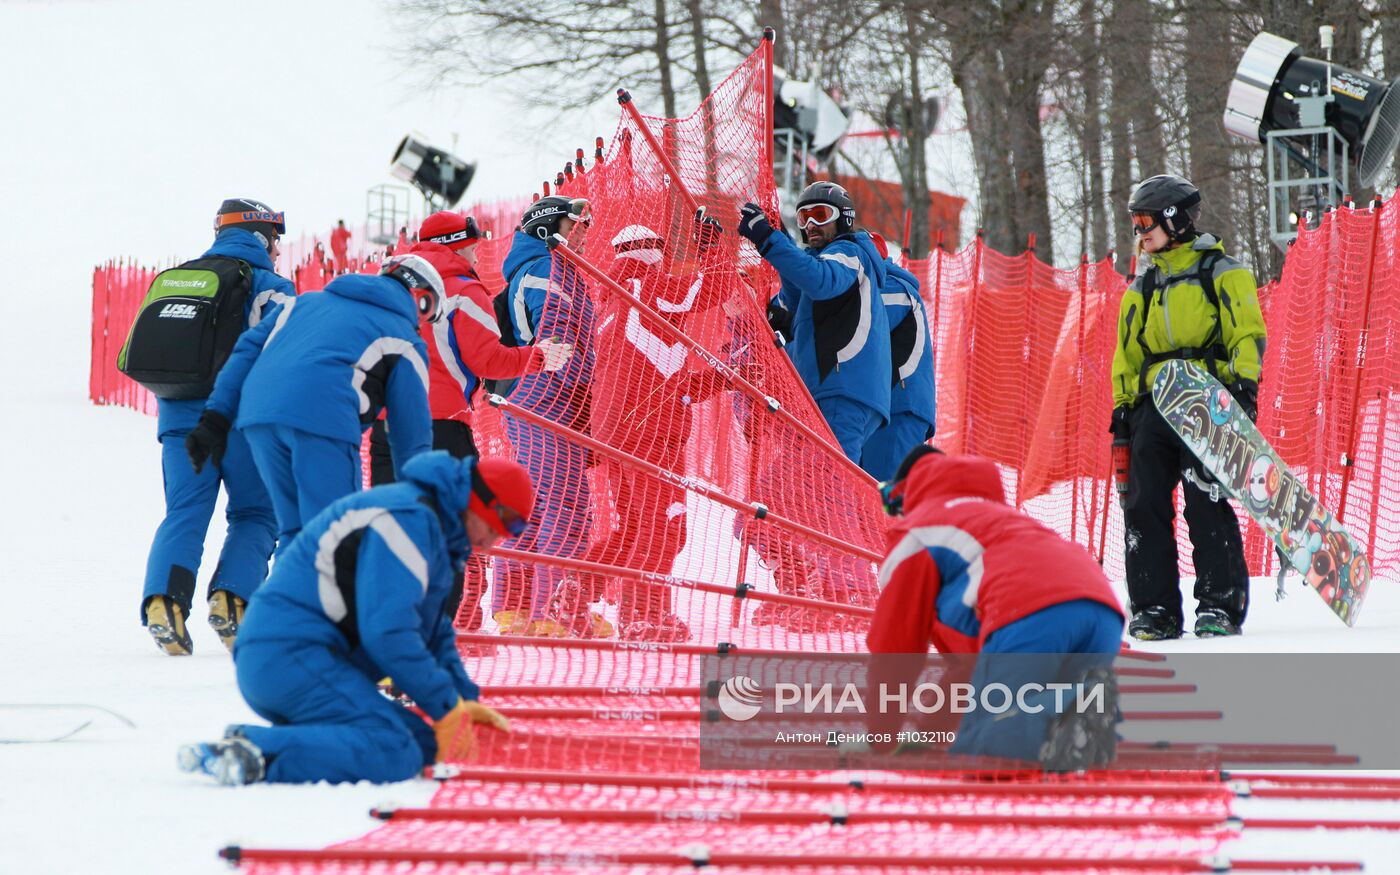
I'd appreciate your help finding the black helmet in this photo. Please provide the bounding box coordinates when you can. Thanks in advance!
[1128,175,1201,241]
[520,196,591,241]
[214,198,285,251]
[795,181,856,242]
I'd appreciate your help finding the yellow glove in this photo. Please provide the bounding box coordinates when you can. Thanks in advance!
[463,700,511,732]
[433,698,509,763]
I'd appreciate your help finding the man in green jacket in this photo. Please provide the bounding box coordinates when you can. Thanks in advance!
[1110,174,1267,640]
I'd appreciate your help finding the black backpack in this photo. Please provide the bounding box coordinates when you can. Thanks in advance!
[117,255,254,400]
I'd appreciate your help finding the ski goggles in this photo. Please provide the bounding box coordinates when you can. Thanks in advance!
[567,198,592,227]
[426,216,482,248]
[215,209,286,235]
[1131,212,1161,236]
[878,478,907,517]
[796,203,841,229]
[470,467,531,537]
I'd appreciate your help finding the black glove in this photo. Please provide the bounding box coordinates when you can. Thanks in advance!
[766,298,793,340]
[1109,405,1132,441]
[737,202,775,247]
[186,410,232,474]
[694,211,723,251]
[1229,380,1259,422]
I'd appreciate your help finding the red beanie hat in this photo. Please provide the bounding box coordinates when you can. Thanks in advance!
[468,456,535,535]
[420,211,482,252]
[869,230,890,260]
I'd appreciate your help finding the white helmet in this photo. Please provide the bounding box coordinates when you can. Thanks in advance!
[380,254,446,324]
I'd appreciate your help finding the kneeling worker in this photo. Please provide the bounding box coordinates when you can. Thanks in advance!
[177,451,528,784]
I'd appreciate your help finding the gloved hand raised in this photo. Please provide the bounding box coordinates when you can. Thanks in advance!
[694,210,723,251]
[186,410,232,474]
[433,698,510,763]
[536,338,575,373]
[737,203,775,247]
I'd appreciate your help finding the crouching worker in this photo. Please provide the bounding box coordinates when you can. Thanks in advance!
[177,451,530,785]
[866,445,1125,770]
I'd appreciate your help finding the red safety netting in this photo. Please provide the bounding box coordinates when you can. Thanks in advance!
[88,37,1382,875]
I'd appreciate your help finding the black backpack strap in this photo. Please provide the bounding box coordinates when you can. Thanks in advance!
[1136,251,1230,398]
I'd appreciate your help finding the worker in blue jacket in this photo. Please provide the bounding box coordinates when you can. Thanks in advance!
[142,199,293,657]
[177,451,529,785]
[738,182,891,476]
[490,196,597,636]
[187,255,444,569]
[862,236,936,482]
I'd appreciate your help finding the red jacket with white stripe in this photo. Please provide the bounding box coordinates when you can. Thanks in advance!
[406,242,544,420]
[866,453,1122,654]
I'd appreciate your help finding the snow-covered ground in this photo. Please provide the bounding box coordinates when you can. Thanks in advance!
[4,281,1400,873]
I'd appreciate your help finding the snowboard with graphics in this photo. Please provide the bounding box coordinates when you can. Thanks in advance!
[1151,359,1370,627]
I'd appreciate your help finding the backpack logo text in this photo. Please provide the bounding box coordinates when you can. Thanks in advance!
[158,303,200,319]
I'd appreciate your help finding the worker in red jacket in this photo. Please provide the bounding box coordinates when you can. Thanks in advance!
[330,220,352,274]
[369,210,572,628]
[552,222,727,642]
[867,445,1125,769]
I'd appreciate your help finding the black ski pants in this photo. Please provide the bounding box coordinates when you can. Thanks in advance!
[1123,401,1250,627]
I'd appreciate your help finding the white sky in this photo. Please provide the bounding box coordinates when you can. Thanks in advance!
[0,0,616,275]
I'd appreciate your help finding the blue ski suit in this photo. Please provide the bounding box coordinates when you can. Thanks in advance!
[760,230,891,474]
[862,258,936,482]
[230,451,482,783]
[493,232,595,619]
[142,228,292,620]
[206,274,432,550]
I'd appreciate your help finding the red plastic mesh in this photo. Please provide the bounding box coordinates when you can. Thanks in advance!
[90,40,1374,875]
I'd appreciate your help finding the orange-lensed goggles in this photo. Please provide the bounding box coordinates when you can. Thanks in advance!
[797,203,841,229]
[1131,212,1160,236]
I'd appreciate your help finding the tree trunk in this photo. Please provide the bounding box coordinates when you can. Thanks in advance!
[654,0,677,118]
[1183,0,1234,235]
[1077,2,1109,260]
[900,6,932,258]
[760,0,786,70]
[1001,0,1056,257]
[1381,0,1400,182]
[952,48,1018,251]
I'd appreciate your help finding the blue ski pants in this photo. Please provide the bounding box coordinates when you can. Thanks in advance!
[232,641,436,784]
[142,426,276,620]
[242,424,360,555]
[816,396,882,476]
[862,411,935,483]
[949,599,1124,762]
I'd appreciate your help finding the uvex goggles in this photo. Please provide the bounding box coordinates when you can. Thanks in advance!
[215,209,286,235]
[1131,212,1160,236]
[470,467,529,537]
[567,198,592,226]
[796,203,841,229]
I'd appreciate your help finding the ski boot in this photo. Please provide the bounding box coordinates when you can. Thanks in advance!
[177,736,266,785]
[144,595,193,656]
[1193,609,1241,638]
[207,590,245,652]
[1127,607,1182,641]
[1040,665,1119,771]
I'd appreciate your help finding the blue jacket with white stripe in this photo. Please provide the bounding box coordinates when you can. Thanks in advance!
[156,228,295,437]
[234,451,480,719]
[206,273,432,476]
[496,232,594,422]
[883,259,936,425]
[762,230,891,422]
